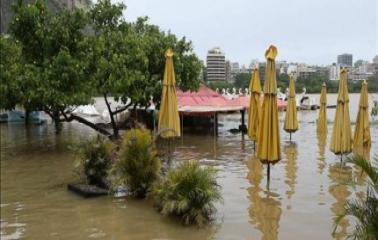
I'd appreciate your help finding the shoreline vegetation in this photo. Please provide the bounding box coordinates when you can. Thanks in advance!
[208,72,378,94]
[73,127,221,225]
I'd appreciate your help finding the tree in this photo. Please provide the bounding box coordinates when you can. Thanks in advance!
[4,0,202,138]
[86,0,202,138]
[234,73,251,89]
[9,0,94,131]
[0,36,22,110]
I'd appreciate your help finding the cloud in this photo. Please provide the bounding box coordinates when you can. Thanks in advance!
[114,0,377,65]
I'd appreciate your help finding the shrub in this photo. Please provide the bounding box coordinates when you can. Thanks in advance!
[112,128,160,198]
[152,161,222,226]
[333,154,378,239]
[76,135,113,187]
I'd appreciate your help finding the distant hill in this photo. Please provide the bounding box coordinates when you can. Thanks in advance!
[0,0,91,34]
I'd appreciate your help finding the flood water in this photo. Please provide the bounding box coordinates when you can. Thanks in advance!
[1,93,378,240]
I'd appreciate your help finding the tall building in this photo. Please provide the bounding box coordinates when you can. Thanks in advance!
[373,55,378,64]
[229,62,240,83]
[225,60,232,83]
[329,63,341,80]
[206,47,226,82]
[337,53,353,67]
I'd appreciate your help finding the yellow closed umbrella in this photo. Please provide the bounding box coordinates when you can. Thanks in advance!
[353,80,371,151]
[283,74,299,141]
[247,67,262,149]
[257,45,281,184]
[158,49,181,138]
[330,69,352,161]
[317,82,327,134]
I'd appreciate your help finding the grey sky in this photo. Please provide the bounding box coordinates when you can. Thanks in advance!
[112,0,377,66]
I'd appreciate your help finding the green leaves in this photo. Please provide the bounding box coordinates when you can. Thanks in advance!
[333,155,378,239]
[6,1,93,118]
[3,0,202,135]
[0,37,22,110]
[152,161,221,226]
[112,128,161,198]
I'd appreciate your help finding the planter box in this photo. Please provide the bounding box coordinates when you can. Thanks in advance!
[67,183,108,198]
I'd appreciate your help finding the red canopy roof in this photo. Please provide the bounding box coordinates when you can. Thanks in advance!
[176,84,286,117]
[177,85,231,107]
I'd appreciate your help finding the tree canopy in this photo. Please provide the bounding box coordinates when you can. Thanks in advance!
[1,0,202,137]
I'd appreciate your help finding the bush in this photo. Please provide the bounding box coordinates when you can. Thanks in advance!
[76,135,113,187]
[333,154,378,239]
[112,128,160,198]
[152,161,222,226]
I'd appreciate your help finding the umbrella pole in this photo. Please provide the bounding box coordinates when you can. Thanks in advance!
[168,138,172,165]
[290,132,292,142]
[267,163,270,187]
[253,141,256,151]
[340,154,343,165]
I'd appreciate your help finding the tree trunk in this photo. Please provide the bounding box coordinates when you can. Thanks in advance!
[53,110,62,134]
[24,109,30,125]
[103,93,119,138]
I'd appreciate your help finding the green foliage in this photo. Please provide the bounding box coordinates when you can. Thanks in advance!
[0,36,22,110]
[334,155,378,239]
[112,128,160,198]
[277,72,378,94]
[371,101,378,118]
[234,73,251,89]
[87,1,202,109]
[152,161,222,226]
[77,136,113,186]
[8,1,93,128]
[207,81,233,91]
[10,0,47,65]
[3,0,202,136]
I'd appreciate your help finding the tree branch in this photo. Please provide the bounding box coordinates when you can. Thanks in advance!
[65,113,112,136]
[112,102,133,115]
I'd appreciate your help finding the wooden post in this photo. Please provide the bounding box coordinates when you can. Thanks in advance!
[215,112,218,136]
[241,109,246,135]
[213,112,216,137]
[181,113,184,138]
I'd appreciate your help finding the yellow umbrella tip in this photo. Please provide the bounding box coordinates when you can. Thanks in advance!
[265,45,278,60]
[165,48,174,57]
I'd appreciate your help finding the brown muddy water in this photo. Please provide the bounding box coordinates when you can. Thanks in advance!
[1,93,378,240]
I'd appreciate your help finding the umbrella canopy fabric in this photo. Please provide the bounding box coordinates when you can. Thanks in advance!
[353,80,371,149]
[330,69,352,155]
[317,82,327,133]
[257,45,281,164]
[247,68,262,141]
[158,49,181,138]
[283,75,299,133]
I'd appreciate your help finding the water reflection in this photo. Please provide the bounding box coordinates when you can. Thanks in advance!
[317,133,327,175]
[328,165,352,240]
[317,132,327,206]
[247,156,282,240]
[0,202,26,240]
[283,143,298,200]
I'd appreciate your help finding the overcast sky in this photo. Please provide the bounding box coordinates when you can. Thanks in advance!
[111,0,377,66]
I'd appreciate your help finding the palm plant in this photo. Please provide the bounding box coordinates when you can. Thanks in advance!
[334,154,378,239]
[112,128,160,198]
[152,161,222,226]
[76,135,114,187]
